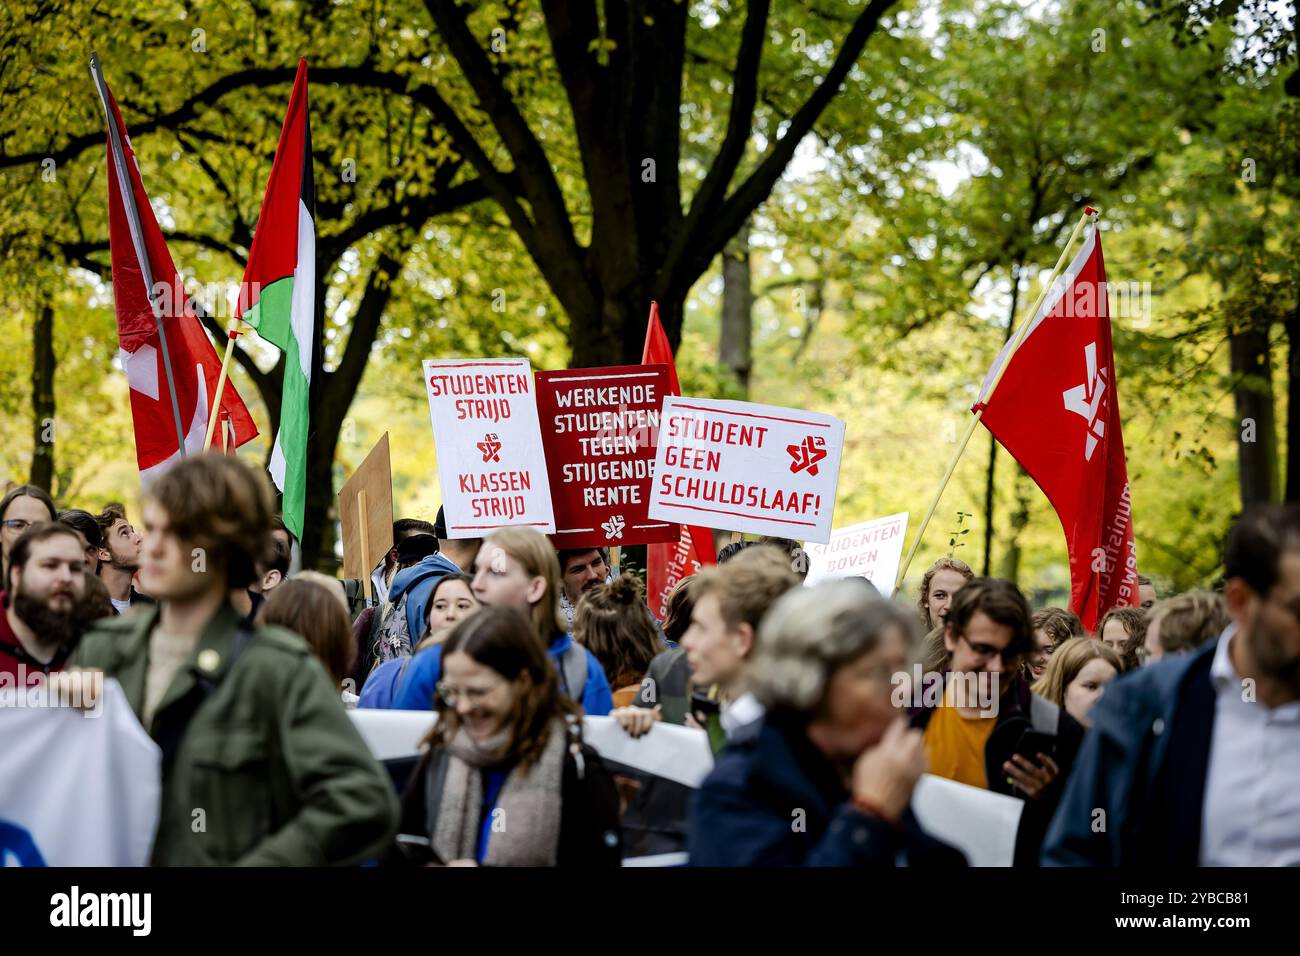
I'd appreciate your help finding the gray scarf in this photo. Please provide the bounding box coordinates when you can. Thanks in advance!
[430,718,569,866]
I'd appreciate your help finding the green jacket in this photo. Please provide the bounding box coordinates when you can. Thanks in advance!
[71,601,398,866]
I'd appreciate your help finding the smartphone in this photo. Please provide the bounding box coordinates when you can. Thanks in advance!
[1013,730,1057,764]
[689,690,721,725]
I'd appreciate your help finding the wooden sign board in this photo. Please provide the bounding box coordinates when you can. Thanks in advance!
[339,433,395,591]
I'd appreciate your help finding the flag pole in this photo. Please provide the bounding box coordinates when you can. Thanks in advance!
[894,207,1099,592]
[89,52,188,459]
[203,323,246,451]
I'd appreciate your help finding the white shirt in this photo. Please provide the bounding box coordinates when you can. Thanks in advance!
[720,691,765,740]
[1200,626,1300,865]
[110,597,131,615]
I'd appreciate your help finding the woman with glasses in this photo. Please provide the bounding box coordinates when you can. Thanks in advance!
[386,605,621,866]
[1,485,57,580]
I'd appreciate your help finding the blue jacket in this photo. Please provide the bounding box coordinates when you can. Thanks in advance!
[356,657,409,710]
[388,553,462,644]
[688,711,967,867]
[390,630,614,716]
[1041,638,1219,866]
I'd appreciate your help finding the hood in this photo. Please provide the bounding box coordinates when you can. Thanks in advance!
[389,553,462,641]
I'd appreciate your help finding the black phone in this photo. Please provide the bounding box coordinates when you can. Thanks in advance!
[1013,730,1057,764]
[690,691,721,724]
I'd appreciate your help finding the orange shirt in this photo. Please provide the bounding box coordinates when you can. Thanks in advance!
[923,696,998,790]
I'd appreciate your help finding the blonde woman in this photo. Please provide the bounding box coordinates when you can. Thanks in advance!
[1032,637,1124,728]
[392,527,612,714]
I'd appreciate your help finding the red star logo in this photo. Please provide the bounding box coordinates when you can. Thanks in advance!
[787,435,828,476]
[477,433,503,463]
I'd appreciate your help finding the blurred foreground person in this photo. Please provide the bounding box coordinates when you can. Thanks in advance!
[1044,505,1300,865]
[71,453,397,865]
[386,607,621,866]
[688,581,965,867]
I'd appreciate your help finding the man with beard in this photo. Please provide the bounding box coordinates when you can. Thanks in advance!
[95,504,147,613]
[1044,504,1300,866]
[557,547,610,627]
[0,523,87,683]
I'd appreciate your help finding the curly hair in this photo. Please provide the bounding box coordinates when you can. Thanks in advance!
[917,557,974,626]
[1096,606,1147,671]
[1032,607,1085,648]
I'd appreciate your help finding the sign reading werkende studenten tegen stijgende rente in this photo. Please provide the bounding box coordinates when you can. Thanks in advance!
[423,358,555,537]
[647,396,846,545]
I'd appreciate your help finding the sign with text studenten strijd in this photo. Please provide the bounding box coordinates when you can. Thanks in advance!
[802,512,909,595]
[423,358,555,538]
[535,364,679,549]
[647,396,845,545]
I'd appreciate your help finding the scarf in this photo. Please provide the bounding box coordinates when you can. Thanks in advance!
[429,718,569,866]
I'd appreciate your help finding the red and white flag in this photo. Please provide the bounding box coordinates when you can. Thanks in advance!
[643,302,716,620]
[94,62,258,481]
[973,225,1138,630]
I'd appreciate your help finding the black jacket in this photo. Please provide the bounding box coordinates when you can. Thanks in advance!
[688,711,967,867]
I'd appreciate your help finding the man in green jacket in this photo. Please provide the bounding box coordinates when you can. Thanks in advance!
[71,453,397,866]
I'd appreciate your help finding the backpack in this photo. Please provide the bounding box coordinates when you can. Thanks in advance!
[556,642,588,704]
[368,596,414,670]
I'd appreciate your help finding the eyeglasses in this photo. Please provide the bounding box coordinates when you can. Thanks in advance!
[2,519,33,533]
[958,633,1022,665]
[435,681,501,707]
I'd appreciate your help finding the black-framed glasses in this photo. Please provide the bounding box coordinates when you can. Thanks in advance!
[2,519,33,533]
[958,633,1022,665]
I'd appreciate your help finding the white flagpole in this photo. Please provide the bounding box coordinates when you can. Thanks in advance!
[89,52,188,459]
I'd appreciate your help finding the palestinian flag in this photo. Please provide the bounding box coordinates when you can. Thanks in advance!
[238,58,315,539]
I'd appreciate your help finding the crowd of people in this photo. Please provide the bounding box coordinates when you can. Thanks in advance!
[2,452,1297,867]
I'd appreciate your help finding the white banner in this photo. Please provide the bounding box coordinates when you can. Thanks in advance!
[0,679,160,866]
[423,358,556,537]
[802,512,909,594]
[911,773,1024,867]
[648,396,845,544]
[581,716,714,788]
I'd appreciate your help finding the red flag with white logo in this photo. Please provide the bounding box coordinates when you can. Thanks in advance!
[96,66,258,481]
[643,302,717,620]
[973,227,1138,630]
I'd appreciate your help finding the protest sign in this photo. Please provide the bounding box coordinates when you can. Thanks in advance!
[0,680,160,866]
[802,512,909,594]
[648,396,845,544]
[535,364,678,548]
[338,432,394,596]
[423,358,555,537]
[911,773,1024,867]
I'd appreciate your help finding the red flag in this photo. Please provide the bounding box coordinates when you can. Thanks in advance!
[643,302,716,619]
[974,227,1138,630]
[97,68,258,480]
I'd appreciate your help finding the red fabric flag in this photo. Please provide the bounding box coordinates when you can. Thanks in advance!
[643,302,717,620]
[973,227,1138,630]
[99,75,258,480]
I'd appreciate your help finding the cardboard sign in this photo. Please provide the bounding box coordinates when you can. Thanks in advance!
[803,512,909,595]
[535,364,679,548]
[338,433,395,585]
[423,358,555,537]
[648,396,845,544]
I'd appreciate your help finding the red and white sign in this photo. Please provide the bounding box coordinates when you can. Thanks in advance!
[648,396,845,544]
[423,358,555,538]
[535,364,679,549]
[802,512,909,595]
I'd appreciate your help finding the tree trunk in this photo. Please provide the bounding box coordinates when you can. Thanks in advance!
[997,470,1033,586]
[983,264,1022,575]
[30,301,55,492]
[1286,297,1300,501]
[720,223,753,395]
[1230,323,1280,507]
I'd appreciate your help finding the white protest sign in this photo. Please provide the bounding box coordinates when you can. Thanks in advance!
[423,358,555,537]
[802,512,909,594]
[911,773,1024,867]
[581,716,714,789]
[648,396,845,544]
[0,679,160,866]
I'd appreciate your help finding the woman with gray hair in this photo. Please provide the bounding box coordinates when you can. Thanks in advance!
[687,580,965,867]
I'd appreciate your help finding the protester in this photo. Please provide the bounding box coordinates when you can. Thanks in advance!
[573,575,661,707]
[1027,607,1085,682]
[1044,504,1300,865]
[911,577,1084,866]
[78,571,115,625]
[688,580,965,867]
[1,522,87,681]
[433,505,483,574]
[1,484,57,580]
[94,503,147,613]
[1137,574,1158,610]
[756,535,809,580]
[357,573,479,710]
[556,546,610,627]
[69,453,398,865]
[260,577,356,700]
[626,578,694,726]
[1142,591,1228,665]
[917,556,975,630]
[385,606,621,866]
[368,517,438,605]
[1031,637,1124,728]
[1096,605,1146,670]
[393,527,613,715]
[256,530,292,596]
[715,540,751,564]
[57,508,104,576]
